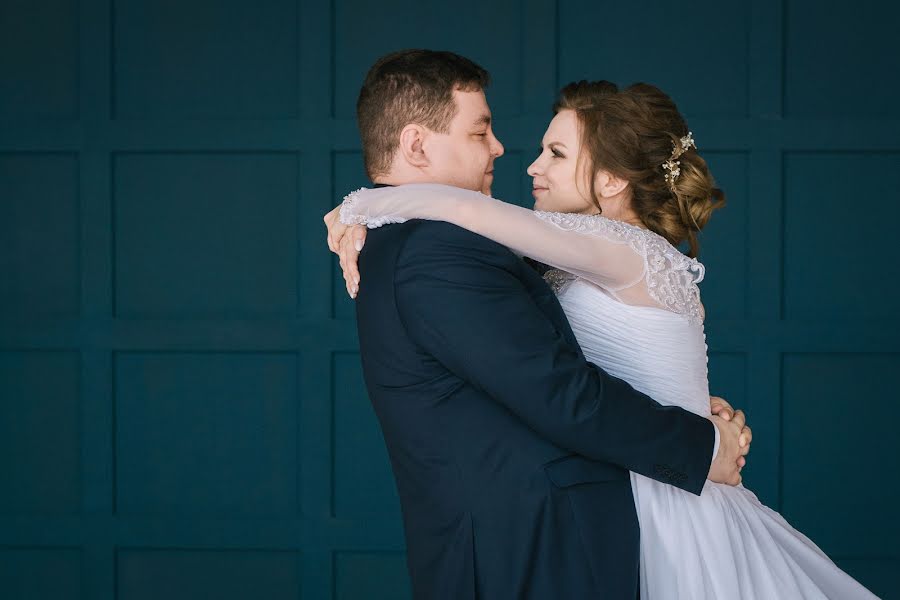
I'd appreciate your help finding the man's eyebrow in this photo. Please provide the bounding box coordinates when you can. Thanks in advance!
[472,114,491,127]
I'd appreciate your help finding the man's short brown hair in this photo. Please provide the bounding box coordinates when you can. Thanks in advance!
[356,49,490,179]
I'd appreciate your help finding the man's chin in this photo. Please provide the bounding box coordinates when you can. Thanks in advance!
[481,176,493,196]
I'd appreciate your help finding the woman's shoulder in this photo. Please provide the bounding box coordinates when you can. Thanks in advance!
[536,211,707,323]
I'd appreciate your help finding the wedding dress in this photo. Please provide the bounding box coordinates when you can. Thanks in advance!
[339,183,878,599]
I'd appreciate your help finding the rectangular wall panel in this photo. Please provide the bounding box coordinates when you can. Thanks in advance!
[0,351,81,515]
[113,0,299,118]
[117,548,301,600]
[782,353,898,598]
[115,352,300,517]
[0,547,82,600]
[784,0,900,117]
[0,0,78,118]
[0,153,80,318]
[784,152,898,319]
[113,152,299,318]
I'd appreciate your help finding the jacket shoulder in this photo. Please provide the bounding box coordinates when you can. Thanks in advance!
[397,220,516,260]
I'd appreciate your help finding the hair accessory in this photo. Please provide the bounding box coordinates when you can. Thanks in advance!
[662,131,696,191]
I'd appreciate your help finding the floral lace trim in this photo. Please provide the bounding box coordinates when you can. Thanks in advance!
[534,211,706,324]
[534,210,645,254]
[339,187,409,229]
[338,187,369,225]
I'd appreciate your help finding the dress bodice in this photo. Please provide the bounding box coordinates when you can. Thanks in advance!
[549,274,711,418]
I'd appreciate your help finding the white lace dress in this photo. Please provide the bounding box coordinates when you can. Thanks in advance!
[339,183,878,599]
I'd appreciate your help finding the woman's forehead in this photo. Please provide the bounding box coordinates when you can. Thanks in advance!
[544,110,579,143]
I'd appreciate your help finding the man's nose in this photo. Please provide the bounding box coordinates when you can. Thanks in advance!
[490,134,504,158]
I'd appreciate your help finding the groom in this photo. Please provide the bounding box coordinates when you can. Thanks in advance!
[327,50,750,599]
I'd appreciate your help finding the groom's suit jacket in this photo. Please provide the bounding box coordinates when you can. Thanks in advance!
[355,212,715,599]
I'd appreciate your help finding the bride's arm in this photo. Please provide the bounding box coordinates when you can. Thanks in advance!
[338,182,647,291]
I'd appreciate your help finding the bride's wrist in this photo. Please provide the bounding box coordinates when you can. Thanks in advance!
[339,188,369,226]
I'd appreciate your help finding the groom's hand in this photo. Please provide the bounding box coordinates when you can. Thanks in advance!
[707,414,749,486]
[323,206,367,298]
[709,395,752,459]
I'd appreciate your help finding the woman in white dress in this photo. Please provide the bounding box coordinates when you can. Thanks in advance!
[326,80,878,599]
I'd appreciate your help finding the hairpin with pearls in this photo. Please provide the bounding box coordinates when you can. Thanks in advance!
[662,132,697,191]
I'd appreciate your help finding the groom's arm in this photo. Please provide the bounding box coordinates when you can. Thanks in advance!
[393,222,717,495]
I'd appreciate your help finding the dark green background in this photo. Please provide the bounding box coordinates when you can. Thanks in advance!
[1,0,897,598]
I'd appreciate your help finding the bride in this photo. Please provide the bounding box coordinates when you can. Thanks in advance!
[324,80,878,599]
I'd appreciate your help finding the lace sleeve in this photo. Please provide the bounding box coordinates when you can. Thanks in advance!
[340,183,646,290]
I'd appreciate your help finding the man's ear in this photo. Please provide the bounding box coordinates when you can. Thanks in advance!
[398,124,430,168]
[594,169,629,198]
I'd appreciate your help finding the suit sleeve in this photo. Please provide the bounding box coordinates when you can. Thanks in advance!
[393,222,715,495]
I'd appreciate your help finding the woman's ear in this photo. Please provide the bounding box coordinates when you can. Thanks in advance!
[398,124,430,168]
[594,168,629,198]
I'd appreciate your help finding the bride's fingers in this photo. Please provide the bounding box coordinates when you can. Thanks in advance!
[352,226,367,252]
[740,425,752,448]
[324,213,338,253]
[347,256,360,290]
[339,236,360,297]
[343,270,355,299]
[346,227,365,286]
[325,215,352,255]
[342,235,360,280]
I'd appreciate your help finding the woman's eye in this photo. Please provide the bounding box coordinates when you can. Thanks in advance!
[552,149,564,158]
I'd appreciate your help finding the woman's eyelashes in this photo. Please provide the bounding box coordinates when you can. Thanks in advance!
[537,146,565,158]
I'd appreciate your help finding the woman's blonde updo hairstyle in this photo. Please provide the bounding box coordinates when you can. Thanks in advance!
[554,80,725,258]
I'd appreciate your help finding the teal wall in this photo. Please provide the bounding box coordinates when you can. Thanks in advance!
[1,0,897,598]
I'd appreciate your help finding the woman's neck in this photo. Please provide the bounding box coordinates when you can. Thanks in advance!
[592,197,646,229]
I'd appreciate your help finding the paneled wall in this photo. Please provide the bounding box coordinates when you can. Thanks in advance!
[1,0,896,598]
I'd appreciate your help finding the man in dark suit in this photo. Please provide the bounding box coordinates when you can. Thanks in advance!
[325,49,750,599]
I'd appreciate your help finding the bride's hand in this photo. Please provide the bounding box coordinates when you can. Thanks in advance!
[323,205,367,298]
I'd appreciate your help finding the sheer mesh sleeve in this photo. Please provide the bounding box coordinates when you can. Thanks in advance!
[340,183,705,319]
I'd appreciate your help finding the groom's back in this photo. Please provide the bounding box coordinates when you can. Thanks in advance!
[353,220,640,600]
[355,220,563,479]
